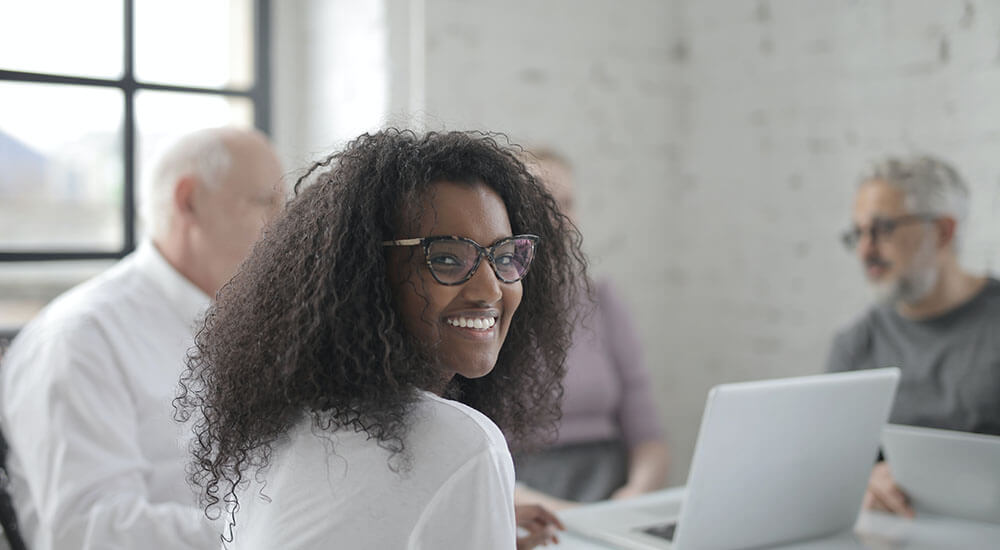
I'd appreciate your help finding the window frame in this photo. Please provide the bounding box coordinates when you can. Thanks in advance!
[0,0,272,262]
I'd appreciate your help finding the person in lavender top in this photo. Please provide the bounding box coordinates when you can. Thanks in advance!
[513,149,670,510]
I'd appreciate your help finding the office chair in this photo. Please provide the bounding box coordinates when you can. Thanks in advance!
[0,428,27,550]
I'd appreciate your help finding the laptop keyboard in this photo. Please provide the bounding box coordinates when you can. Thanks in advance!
[640,522,678,541]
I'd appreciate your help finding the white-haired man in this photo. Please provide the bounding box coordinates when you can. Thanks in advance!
[0,127,284,549]
[827,155,1000,517]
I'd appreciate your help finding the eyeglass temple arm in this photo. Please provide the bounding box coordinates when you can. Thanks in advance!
[381,238,423,246]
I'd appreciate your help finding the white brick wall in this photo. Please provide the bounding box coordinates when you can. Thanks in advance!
[277,0,1000,486]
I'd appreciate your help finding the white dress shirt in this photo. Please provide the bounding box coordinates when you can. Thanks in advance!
[231,391,517,549]
[0,242,218,550]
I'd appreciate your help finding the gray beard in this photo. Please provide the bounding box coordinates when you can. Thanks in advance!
[874,264,939,305]
[874,235,941,306]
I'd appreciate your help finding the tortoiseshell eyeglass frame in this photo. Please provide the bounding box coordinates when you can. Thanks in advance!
[381,234,540,286]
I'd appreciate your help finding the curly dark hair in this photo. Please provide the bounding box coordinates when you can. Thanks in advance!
[175,129,587,520]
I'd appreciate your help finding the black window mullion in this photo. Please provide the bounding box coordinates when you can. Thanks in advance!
[0,252,125,262]
[0,69,260,98]
[123,0,136,254]
[0,70,122,88]
[253,0,271,133]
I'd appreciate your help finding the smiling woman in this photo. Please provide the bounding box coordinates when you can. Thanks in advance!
[385,182,532,384]
[175,129,587,549]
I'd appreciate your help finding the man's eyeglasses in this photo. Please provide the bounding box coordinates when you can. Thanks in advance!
[382,234,540,285]
[840,214,937,250]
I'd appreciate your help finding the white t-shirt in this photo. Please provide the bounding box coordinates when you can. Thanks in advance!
[230,392,517,549]
[0,242,218,550]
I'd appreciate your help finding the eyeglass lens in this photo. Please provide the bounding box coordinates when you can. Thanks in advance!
[842,214,940,250]
[426,237,535,283]
[843,223,887,249]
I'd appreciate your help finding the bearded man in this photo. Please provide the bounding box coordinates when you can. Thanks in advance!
[827,155,1000,517]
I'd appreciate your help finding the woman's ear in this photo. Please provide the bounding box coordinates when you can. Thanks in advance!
[384,246,420,289]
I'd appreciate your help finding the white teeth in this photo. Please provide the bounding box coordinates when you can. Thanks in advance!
[447,316,496,330]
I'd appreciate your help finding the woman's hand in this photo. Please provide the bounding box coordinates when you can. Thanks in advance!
[515,503,565,549]
[609,483,645,500]
[611,440,670,500]
[514,484,577,512]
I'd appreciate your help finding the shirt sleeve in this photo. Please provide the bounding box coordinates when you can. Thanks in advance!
[408,445,516,550]
[1,320,218,550]
[600,281,665,448]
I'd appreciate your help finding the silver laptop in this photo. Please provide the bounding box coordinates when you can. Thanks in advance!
[562,368,900,549]
[881,424,1000,524]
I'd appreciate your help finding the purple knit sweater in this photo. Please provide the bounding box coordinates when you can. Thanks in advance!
[553,279,664,448]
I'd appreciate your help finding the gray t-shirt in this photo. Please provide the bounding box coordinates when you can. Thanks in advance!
[826,278,1000,435]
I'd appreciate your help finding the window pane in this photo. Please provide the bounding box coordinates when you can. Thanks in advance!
[134,90,254,237]
[0,0,123,79]
[0,82,124,252]
[0,261,114,336]
[135,0,254,89]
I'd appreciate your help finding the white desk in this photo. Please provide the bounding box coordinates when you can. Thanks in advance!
[555,488,1000,549]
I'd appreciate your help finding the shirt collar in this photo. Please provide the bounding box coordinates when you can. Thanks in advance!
[132,241,212,328]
